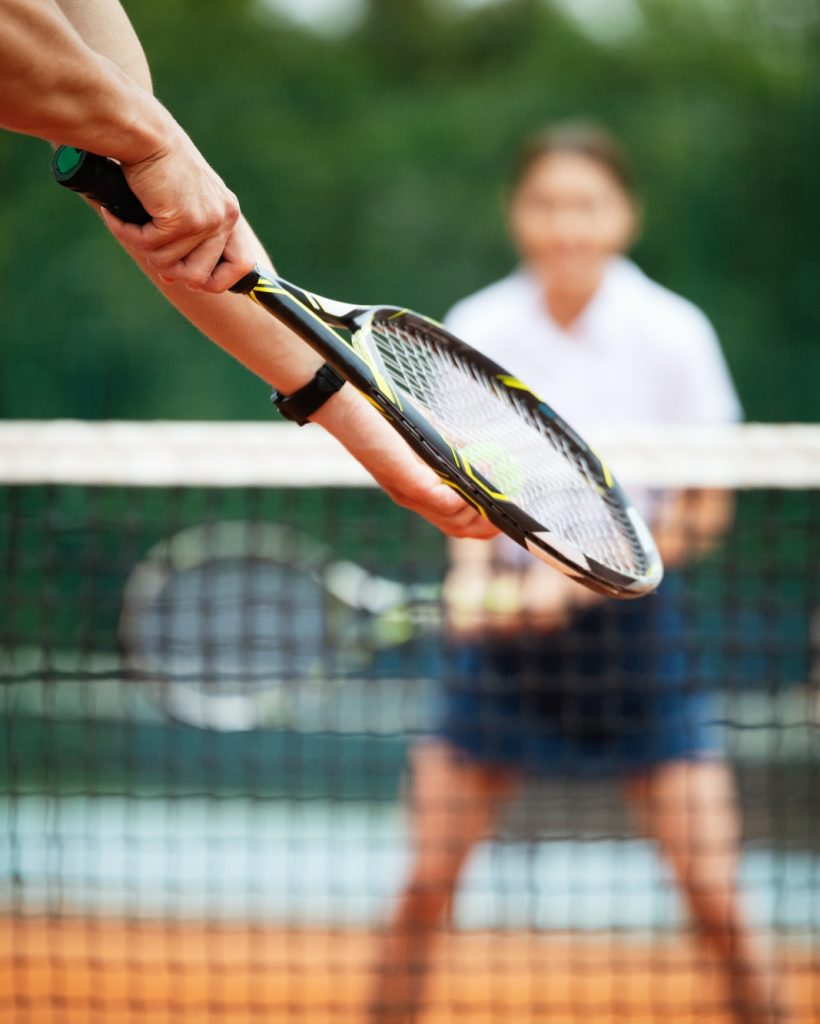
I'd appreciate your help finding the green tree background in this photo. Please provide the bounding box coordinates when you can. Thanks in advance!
[1,0,816,421]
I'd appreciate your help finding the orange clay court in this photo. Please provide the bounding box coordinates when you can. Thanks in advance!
[1,918,817,1024]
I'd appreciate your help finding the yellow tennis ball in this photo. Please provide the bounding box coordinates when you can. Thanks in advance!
[459,442,525,498]
[372,610,415,648]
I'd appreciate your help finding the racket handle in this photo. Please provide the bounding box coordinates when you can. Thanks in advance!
[52,146,151,225]
[51,146,260,293]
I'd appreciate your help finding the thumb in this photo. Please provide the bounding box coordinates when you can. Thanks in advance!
[426,478,476,516]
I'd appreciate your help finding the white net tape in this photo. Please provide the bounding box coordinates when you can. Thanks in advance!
[1,421,819,488]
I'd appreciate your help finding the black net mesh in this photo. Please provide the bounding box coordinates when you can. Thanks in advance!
[1,433,818,1024]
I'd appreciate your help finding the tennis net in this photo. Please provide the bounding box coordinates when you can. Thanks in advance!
[1,421,818,1024]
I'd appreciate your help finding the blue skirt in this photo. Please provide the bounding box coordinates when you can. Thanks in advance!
[433,576,722,777]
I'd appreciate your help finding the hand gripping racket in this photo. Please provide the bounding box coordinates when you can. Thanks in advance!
[52,146,663,599]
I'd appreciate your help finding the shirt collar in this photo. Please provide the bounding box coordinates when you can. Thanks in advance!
[515,257,639,345]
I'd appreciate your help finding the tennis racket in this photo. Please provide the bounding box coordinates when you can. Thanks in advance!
[53,146,663,599]
[119,520,440,731]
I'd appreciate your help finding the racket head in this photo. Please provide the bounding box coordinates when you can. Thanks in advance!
[118,521,355,730]
[349,306,663,598]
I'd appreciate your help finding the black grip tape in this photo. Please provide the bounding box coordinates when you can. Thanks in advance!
[51,148,150,225]
[229,269,261,294]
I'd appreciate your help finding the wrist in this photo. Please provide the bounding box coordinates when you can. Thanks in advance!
[271,364,346,426]
[108,84,178,166]
[52,52,177,165]
[308,380,358,431]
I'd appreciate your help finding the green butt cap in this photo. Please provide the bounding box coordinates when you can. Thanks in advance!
[53,146,85,179]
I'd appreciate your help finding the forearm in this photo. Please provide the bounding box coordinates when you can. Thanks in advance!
[120,219,324,393]
[164,288,324,393]
[0,0,172,161]
[7,1,492,538]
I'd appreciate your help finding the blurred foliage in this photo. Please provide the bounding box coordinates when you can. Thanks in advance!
[0,0,816,420]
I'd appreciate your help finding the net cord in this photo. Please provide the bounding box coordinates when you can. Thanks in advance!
[1,421,819,488]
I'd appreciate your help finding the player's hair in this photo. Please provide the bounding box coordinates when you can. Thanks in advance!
[510,121,638,201]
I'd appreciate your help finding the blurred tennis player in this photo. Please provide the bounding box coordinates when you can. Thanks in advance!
[0,0,494,542]
[369,123,790,1024]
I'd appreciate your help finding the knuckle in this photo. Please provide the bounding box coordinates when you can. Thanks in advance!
[223,193,240,224]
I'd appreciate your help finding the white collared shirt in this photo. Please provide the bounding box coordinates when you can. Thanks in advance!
[444,258,742,432]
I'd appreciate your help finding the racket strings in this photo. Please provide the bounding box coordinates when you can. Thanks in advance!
[127,559,333,691]
[369,315,648,576]
[507,391,647,567]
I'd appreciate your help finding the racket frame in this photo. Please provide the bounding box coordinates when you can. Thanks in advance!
[233,268,662,599]
[119,519,439,730]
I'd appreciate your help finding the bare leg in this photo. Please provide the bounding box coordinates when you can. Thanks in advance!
[368,740,519,1023]
[626,760,792,1023]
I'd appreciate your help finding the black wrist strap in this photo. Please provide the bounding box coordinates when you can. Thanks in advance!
[271,363,346,425]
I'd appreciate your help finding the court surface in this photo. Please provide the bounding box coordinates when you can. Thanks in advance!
[2,918,818,1024]
[2,794,818,1023]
